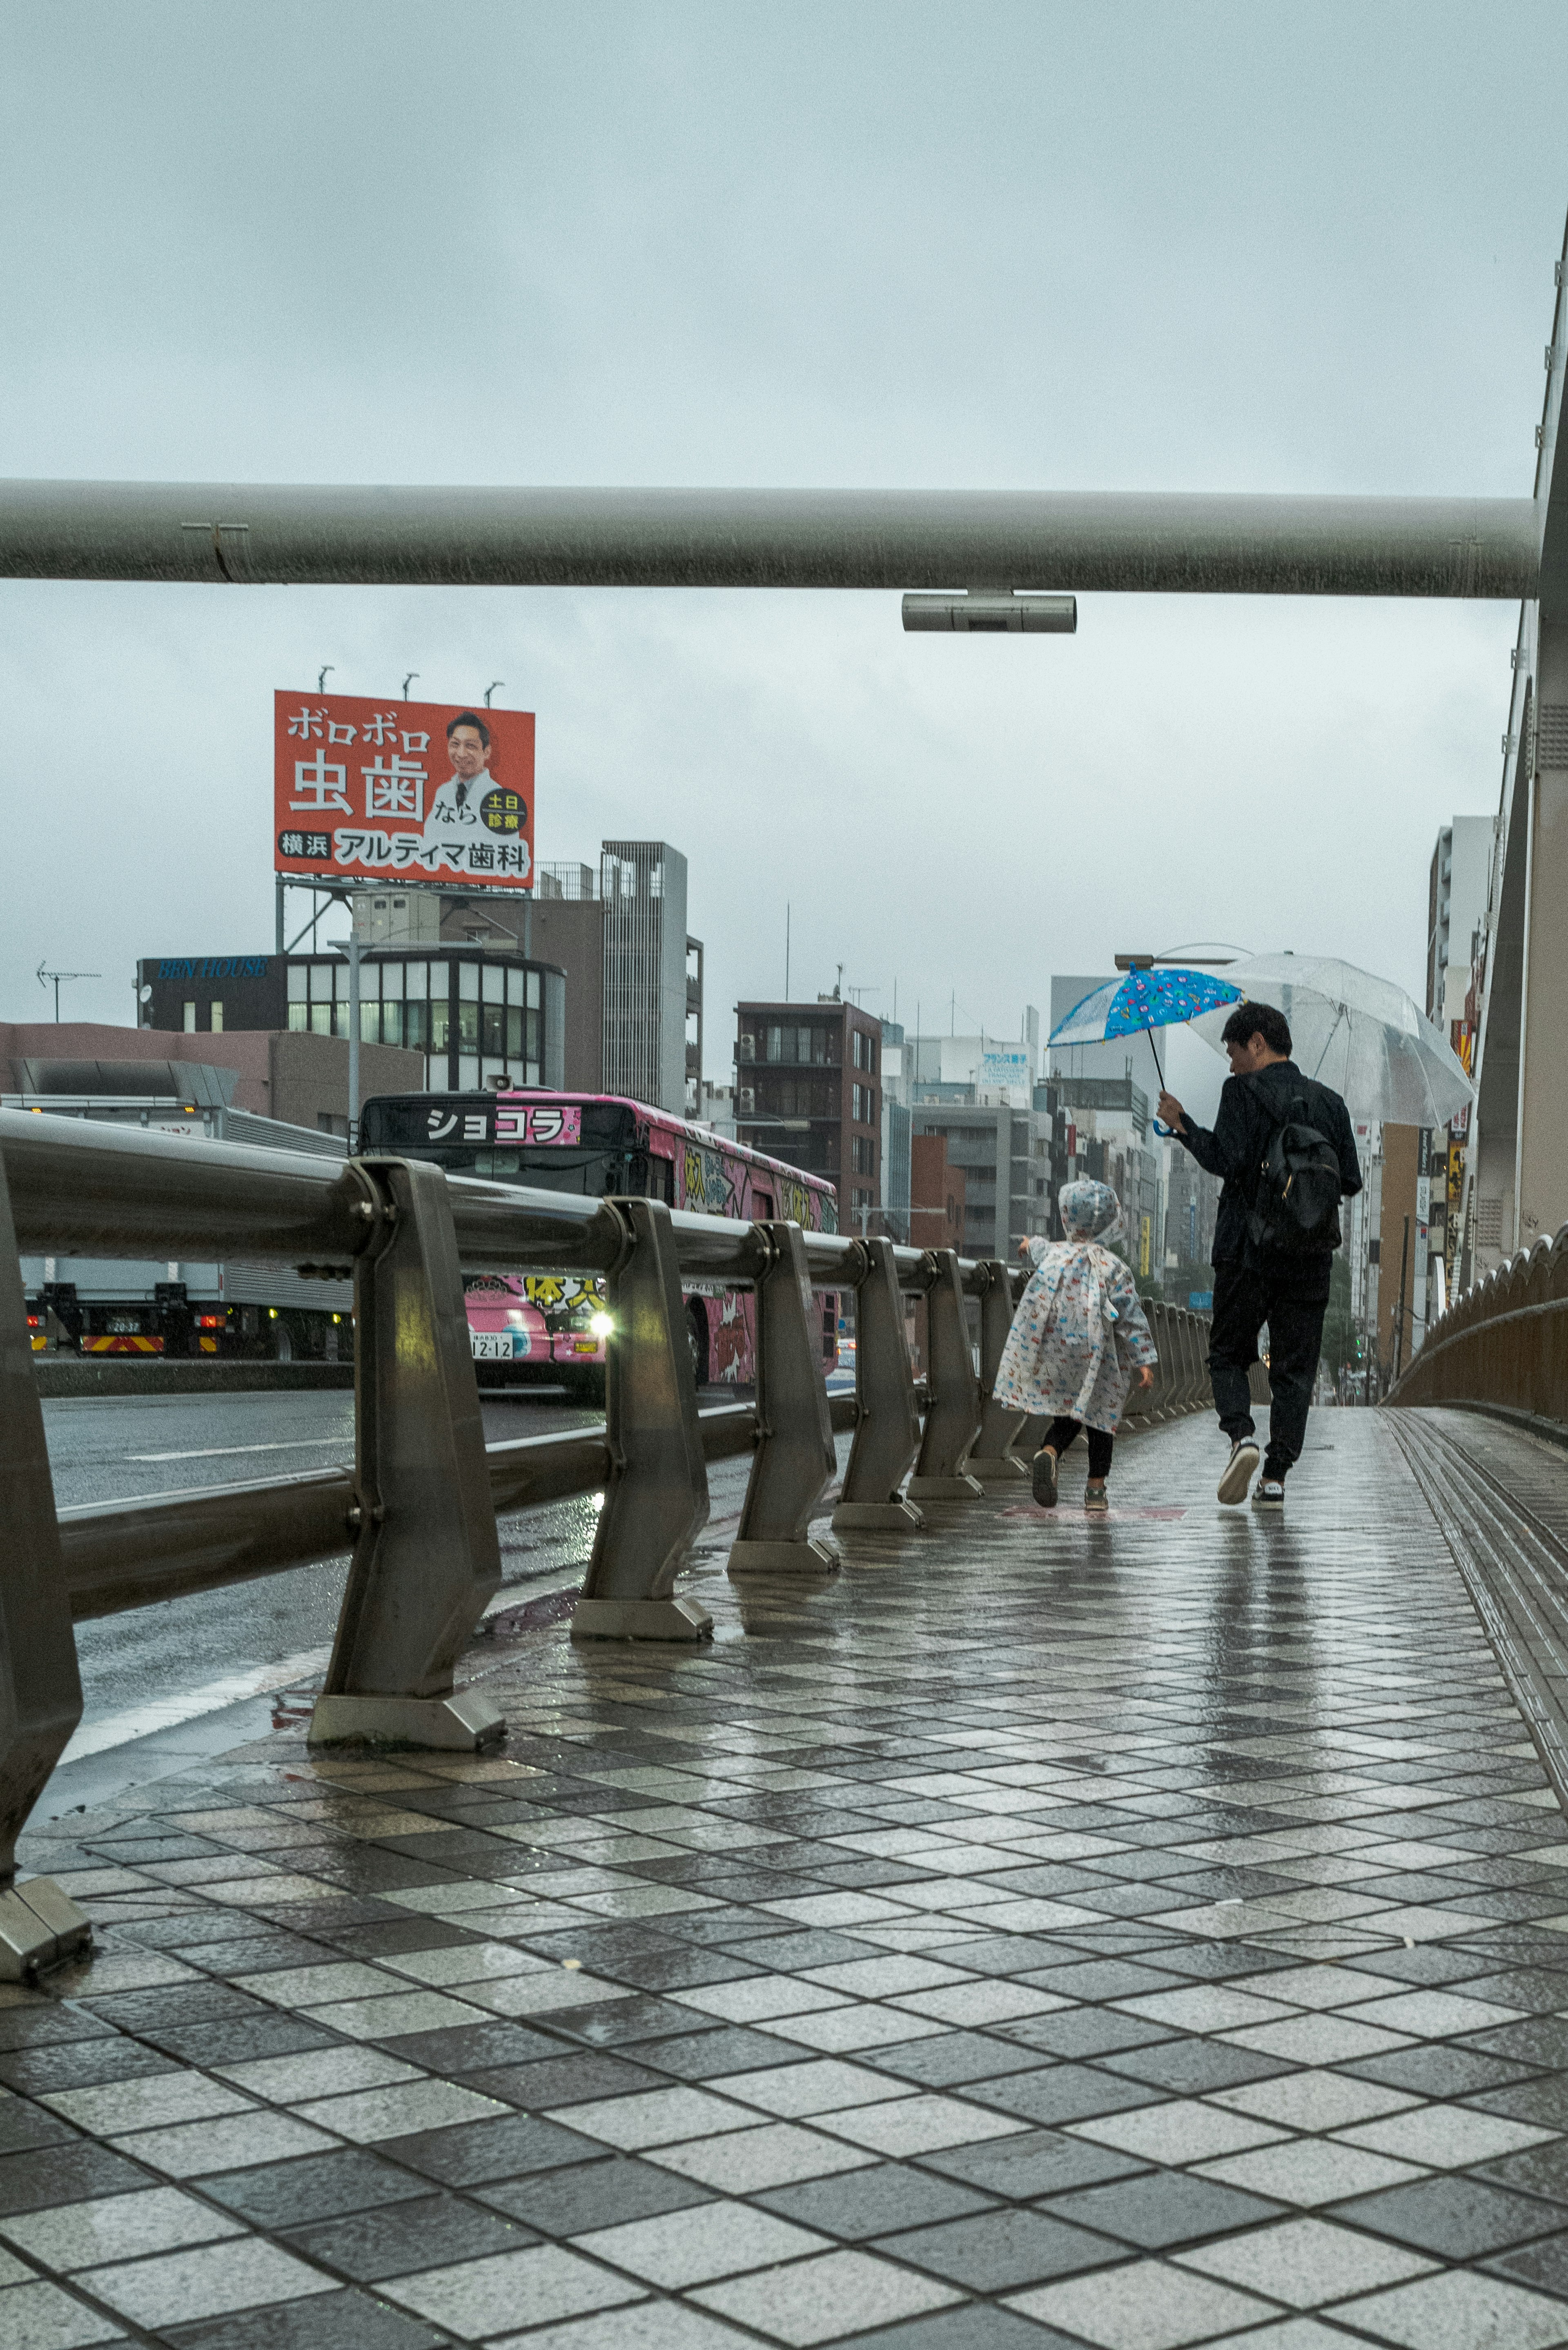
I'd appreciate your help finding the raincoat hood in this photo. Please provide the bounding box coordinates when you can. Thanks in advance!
[1058,1180,1122,1242]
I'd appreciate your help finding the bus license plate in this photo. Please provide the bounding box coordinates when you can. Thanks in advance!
[471,1333,516,1360]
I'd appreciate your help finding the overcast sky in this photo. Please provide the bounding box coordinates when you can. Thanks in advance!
[5,2,1566,1123]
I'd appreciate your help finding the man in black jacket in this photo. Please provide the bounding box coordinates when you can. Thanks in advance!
[1157,1002,1361,1511]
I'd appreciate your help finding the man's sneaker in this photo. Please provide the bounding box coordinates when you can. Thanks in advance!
[1217,1440,1260,1506]
[1083,1484,1109,1514]
[1252,1480,1285,1512]
[1031,1450,1058,1508]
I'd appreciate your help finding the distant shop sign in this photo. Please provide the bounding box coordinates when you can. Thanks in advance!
[274,691,535,893]
[156,956,270,981]
[978,1047,1032,1102]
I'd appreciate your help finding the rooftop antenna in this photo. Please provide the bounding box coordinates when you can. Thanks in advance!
[317,664,334,693]
[484,681,505,707]
[401,671,419,700]
[36,960,101,1022]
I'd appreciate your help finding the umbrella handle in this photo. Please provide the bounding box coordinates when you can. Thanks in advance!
[1152,1118,1177,1138]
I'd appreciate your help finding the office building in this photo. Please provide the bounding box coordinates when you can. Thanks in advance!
[1054,1076,1162,1282]
[909,1133,965,1252]
[457,841,701,1118]
[906,1009,1040,1104]
[1427,815,1494,1027]
[1162,1147,1222,1302]
[911,1101,1044,1263]
[735,996,882,1229]
[138,947,566,1100]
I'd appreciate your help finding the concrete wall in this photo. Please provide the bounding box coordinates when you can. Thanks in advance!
[267,1031,425,1130]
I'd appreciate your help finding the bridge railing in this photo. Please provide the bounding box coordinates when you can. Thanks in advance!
[1387,1224,1568,1429]
[0,1107,1211,1974]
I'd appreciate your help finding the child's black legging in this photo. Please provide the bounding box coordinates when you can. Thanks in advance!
[1042,1416,1114,1479]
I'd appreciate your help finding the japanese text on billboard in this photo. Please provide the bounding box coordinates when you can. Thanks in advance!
[274,691,535,893]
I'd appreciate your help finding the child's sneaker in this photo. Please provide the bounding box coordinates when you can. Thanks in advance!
[1031,1450,1058,1508]
[1218,1439,1260,1505]
[1252,1479,1285,1512]
[1083,1484,1109,1513]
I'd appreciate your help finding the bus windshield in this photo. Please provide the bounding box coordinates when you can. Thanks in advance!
[359,1089,837,1231]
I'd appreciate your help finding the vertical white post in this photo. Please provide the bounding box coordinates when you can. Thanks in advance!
[347,929,361,1154]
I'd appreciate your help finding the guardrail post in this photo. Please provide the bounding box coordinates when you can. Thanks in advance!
[966,1259,1028,1480]
[574,1198,713,1641]
[0,1156,91,1976]
[832,1236,925,1533]
[1161,1305,1187,1417]
[311,1159,506,1750]
[908,1249,984,1500]
[728,1222,839,1576]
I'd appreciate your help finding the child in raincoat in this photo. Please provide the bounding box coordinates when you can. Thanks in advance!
[992,1178,1158,1512]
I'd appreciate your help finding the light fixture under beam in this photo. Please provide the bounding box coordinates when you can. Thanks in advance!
[902,590,1076,634]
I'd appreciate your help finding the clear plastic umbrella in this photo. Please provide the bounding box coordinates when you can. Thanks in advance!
[1188,953,1474,1128]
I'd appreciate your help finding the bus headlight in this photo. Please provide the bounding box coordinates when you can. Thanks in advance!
[589,1312,614,1339]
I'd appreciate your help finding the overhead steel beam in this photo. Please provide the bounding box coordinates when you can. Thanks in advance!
[0,479,1541,597]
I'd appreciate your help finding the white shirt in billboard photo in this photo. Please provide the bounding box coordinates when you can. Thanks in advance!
[418,711,531,881]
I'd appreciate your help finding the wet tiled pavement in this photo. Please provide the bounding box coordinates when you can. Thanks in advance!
[9,1406,1568,2348]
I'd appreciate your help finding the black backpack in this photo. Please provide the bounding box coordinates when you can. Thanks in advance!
[1245,1081,1343,1256]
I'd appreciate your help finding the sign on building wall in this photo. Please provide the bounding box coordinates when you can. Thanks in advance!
[977,1047,1032,1104]
[274,692,535,892]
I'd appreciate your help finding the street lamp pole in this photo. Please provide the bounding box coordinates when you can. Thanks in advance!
[328,928,362,1152]
[347,929,361,1153]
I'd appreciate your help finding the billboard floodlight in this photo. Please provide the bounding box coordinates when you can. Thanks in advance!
[902,590,1076,635]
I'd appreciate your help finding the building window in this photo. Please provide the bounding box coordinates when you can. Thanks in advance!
[183,1002,196,1032]
[209,1002,223,1032]
[852,1083,876,1123]
[851,1134,876,1175]
[762,1023,838,1067]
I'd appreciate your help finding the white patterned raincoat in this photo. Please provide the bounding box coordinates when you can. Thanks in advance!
[992,1180,1159,1432]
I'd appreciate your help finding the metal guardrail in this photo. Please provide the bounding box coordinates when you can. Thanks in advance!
[1387,1229,1568,1426]
[0,1107,1212,1976]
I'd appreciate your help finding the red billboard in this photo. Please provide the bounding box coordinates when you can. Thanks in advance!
[274,691,534,892]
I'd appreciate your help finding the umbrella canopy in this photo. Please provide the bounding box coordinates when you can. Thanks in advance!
[1188,953,1474,1128]
[1050,966,1243,1049]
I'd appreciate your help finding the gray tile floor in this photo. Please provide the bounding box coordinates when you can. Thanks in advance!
[8,1407,1568,2346]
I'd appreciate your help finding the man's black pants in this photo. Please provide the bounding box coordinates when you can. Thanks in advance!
[1208,1263,1327,1480]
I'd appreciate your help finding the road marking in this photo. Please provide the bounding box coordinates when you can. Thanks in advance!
[125,1437,351,1462]
[59,1648,333,1765]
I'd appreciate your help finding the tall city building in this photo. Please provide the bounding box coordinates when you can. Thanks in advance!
[735,996,882,1230]
[1427,816,1494,1026]
[1425,815,1492,1304]
[492,840,702,1118]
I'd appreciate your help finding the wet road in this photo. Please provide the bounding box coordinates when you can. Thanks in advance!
[47,1385,614,1737]
[45,1381,842,1748]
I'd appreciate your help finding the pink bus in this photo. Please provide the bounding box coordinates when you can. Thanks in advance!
[358,1087,840,1397]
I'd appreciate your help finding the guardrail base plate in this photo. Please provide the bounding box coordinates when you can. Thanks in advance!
[727,1537,840,1578]
[967,1456,1029,1482]
[0,1879,91,1981]
[572,1596,713,1642]
[831,1499,927,1533]
[307,1691,506,1751]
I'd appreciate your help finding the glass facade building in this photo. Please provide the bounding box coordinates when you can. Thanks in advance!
[139,948,566,1096]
